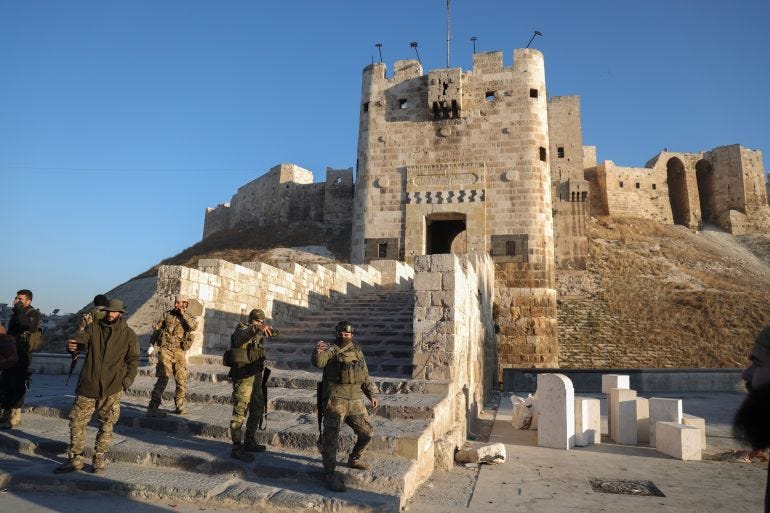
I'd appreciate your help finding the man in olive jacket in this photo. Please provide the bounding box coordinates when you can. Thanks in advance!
[55,298,139,474]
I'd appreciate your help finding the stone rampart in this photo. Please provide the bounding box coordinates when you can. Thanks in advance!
[155,258,413,355]
[411,253,496,458]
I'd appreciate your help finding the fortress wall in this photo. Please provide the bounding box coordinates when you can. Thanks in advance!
[202,204,231,239]
[548,96,584,186]
[155,259,410,354]
[598,161,672,224]
[412,253,496,445]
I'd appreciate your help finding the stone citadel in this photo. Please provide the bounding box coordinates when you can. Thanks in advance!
[203,48,770,373]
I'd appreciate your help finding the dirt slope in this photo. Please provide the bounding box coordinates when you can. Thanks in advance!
[557,216,770,368]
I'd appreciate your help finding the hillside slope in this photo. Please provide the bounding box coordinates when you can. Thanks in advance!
[557,216,770,368]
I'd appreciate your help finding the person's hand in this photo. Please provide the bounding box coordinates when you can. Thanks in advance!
[316,340,329,352]
[67,340,78,353]
[147,345,155,356]
[260,324,273,337]
[370,397,379,409]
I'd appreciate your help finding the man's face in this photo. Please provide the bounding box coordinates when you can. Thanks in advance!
[13,294,31,308]
[337,331,353,345]
[742,346,770,393]
[174,300,186,310]
[106,311,121,322]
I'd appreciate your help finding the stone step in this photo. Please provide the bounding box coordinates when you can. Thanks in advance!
[266,343,412,361]
[23,394,433,461]
[124,374,445,420]
[266,336,413,347]
[262,355,413,376]
[152,365,450,396]
[0,425,402,512]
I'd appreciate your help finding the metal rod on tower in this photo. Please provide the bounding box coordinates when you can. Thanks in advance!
[446,0,451,68]
[471,36,477,54]
[410,41,421,64]
[526,30,543,48]
[375,43,383,63]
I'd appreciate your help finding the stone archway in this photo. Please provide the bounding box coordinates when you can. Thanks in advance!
[426,213,467,254]
[695,160,716,224]
[666,157,690,227]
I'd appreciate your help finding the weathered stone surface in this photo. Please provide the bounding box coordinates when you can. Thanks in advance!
[609,388,638,445]
[536,374,575,450]
[649,397,683,447]
[655,421,701,461]
[454,443,506,464]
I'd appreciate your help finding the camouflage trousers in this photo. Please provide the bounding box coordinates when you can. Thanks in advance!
[67,391,122,456]
[321,397,373,473]
[229,372,264,444]
[149,345,187,410]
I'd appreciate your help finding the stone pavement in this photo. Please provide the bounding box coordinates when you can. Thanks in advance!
[410,392,767,513]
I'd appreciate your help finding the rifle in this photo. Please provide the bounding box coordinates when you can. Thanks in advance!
[258,367,271,430]
[65,349,78,386]
[316,381,324,450]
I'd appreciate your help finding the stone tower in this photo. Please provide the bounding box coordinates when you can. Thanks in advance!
[351,49,558,373]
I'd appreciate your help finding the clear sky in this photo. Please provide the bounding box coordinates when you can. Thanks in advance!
[1,0,768,314]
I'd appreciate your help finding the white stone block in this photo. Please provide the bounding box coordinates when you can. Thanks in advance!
[636,397,650,444]
[454,443,506,464]
[682,413,706,449]
[601,374,630,394]
[655,421,701,460]
[574,397,601,446]
[610,388,637,445]
[536,374,575,450]
[649,398,683,447]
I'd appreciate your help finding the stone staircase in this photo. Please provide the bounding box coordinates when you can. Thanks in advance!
[0,287,454,512]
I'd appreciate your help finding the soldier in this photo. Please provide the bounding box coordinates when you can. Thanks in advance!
[55,299,139,474]
[227,308,277,462]
[312,320,379,492]
[76,294,109,334]
[146,295,198,417]
[0,289,41,429]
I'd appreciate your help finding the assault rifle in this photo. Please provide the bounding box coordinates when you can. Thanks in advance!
[258,367,271,430]
[65,349,78,386]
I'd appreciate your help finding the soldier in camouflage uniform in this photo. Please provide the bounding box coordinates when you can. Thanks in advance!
[147,295,198,416]
[228,308,277,462]
[55,299,139,474]
[312,320,379,492]
[76,294,109,334]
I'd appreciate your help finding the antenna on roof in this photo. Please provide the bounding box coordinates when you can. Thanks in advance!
[410,41,421,64]
[375,43,383,63]
[446,0,451,67]
[526,30,543,48]
[471,36,477,54]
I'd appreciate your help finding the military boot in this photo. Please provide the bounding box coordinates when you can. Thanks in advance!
[92,452,108,474]
[55,454,84,474]
[230,443,255,462]
[146,407,167,418]
[347,456,370,470]
[174,404,186,415]
[1,408,21,429]
[244,439,267,453]
[323,471,347,492]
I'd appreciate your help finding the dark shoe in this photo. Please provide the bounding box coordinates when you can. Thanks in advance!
[347,456,370,470]
[92,453,108,474]
[0,408,21,429]
[324,471,347,492]
[146,408,167,418]
[244,440,267,453]
[55,455,84,474]
[231,444,255,462]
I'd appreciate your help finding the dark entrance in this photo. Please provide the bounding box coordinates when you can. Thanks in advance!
[695,160,716,224]
[666,157,690,227]
[426,214,467,254]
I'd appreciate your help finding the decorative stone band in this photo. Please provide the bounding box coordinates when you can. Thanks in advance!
[406,189,486,204]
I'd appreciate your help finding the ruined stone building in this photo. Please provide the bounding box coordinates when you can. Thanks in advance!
[203,48,769,374]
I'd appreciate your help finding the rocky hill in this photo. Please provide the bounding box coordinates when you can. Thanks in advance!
[557,216,770,368]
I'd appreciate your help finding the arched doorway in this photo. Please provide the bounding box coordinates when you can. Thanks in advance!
[426,213,467,254]
[695,160,716,224]
[666,157,690,226]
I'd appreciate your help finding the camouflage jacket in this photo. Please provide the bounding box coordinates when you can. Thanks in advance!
[228,321,275,380]
[151,309,198,350]
[312,342,376,402]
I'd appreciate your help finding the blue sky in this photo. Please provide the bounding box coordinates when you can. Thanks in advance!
[1,1,769,314]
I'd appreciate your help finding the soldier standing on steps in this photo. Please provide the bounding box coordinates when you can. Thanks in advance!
[76,294,109,334]
[0,289,41,429]
[55,299,139,474]
[228,308,277,462]
[312,320,379,492]
[146,295,198,417]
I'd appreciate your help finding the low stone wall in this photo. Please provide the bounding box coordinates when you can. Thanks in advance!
[155,258,412,355]
[503,367,744,393]
[411,253,496,468]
